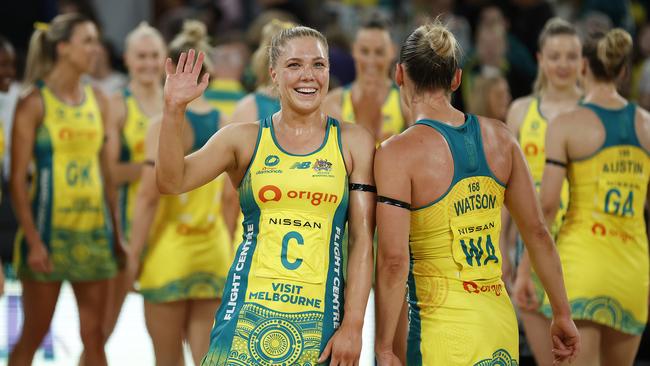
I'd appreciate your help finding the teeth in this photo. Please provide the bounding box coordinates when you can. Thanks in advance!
[296,88,316,93]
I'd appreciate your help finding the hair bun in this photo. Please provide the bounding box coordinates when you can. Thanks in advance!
[424,24,456,59]
[181,20,208,44]
[597,28,632,75]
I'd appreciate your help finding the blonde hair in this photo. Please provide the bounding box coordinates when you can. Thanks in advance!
[125,21,165,53]
[169,20,212,76]
[583,28,632,82]
[251,19,295,88]
[399,20,461,92]
[533,18,580,94]
[24,13,91,86]
[269,26,328,68]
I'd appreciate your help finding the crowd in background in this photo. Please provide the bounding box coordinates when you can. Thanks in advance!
[1,0,650,364]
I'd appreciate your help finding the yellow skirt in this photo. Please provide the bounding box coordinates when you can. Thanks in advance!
[408,274,519,365]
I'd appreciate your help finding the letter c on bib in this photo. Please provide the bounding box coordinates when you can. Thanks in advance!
[281,231,304,270]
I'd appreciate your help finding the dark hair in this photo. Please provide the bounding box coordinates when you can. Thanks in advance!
[25,13,92,85]
[399,21,461,93]
[534,17,580,93]
[583,28,632,82]
[359,16,390,31]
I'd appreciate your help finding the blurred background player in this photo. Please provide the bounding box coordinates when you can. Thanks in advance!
[128,20,233,366]
[101,21,166,349]
[506,17,582,366]
[9,14,123,366]
[323,17,407,143]
[374,21,579,366]
[517,28,650,366]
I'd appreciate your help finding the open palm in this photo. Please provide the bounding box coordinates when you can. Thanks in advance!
[164,49,210,107]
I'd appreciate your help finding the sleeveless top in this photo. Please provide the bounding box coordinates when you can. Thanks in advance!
[518,97,569,234]
[118,88,152,238]
[15,81,116,281]
[204,116,349,365]
[410,114,506,282]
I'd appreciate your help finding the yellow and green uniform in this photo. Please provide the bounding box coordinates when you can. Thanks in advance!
[14,81,117,281]
[139,109,232,303]
[408,115,518,365]
[519,97,570,235]
[540,102,649,335]
[205,79,245,119]
[341,83,405,140]
[118,88,151,238]
[518,97,571,305]
[202,116,349,366]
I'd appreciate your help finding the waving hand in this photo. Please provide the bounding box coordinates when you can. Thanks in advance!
[164,49,210,108]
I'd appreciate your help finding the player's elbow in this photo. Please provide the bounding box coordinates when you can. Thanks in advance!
[521,220,553,250]
[156,173,182,195]
[377,250,410,278]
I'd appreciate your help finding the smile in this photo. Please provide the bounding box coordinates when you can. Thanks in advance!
[295,88,317,95]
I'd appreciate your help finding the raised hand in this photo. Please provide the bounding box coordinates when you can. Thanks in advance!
[163,49,210,108]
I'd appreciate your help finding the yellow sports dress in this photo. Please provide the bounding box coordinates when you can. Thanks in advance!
[118,88,151,238]
[518,97,571,304]
[14,81,117,281]
[205,79,245,119]
[408,115,518,365]
[341,83,405,141]
[138,109,233,303]
[518,97,570,234]
[202,116,349,366]
[540,102,650,335]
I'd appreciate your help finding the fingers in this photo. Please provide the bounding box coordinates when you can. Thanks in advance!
[193,51,205,76]
[176,52,186,74]
[184,49,195,73]
[318,338,333,364]
[198,73,210,92]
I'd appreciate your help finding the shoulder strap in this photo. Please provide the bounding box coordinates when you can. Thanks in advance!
[415,115,494,182]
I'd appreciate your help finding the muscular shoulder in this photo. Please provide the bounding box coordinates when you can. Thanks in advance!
[506,95,534,134]
[479,116,517,146]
